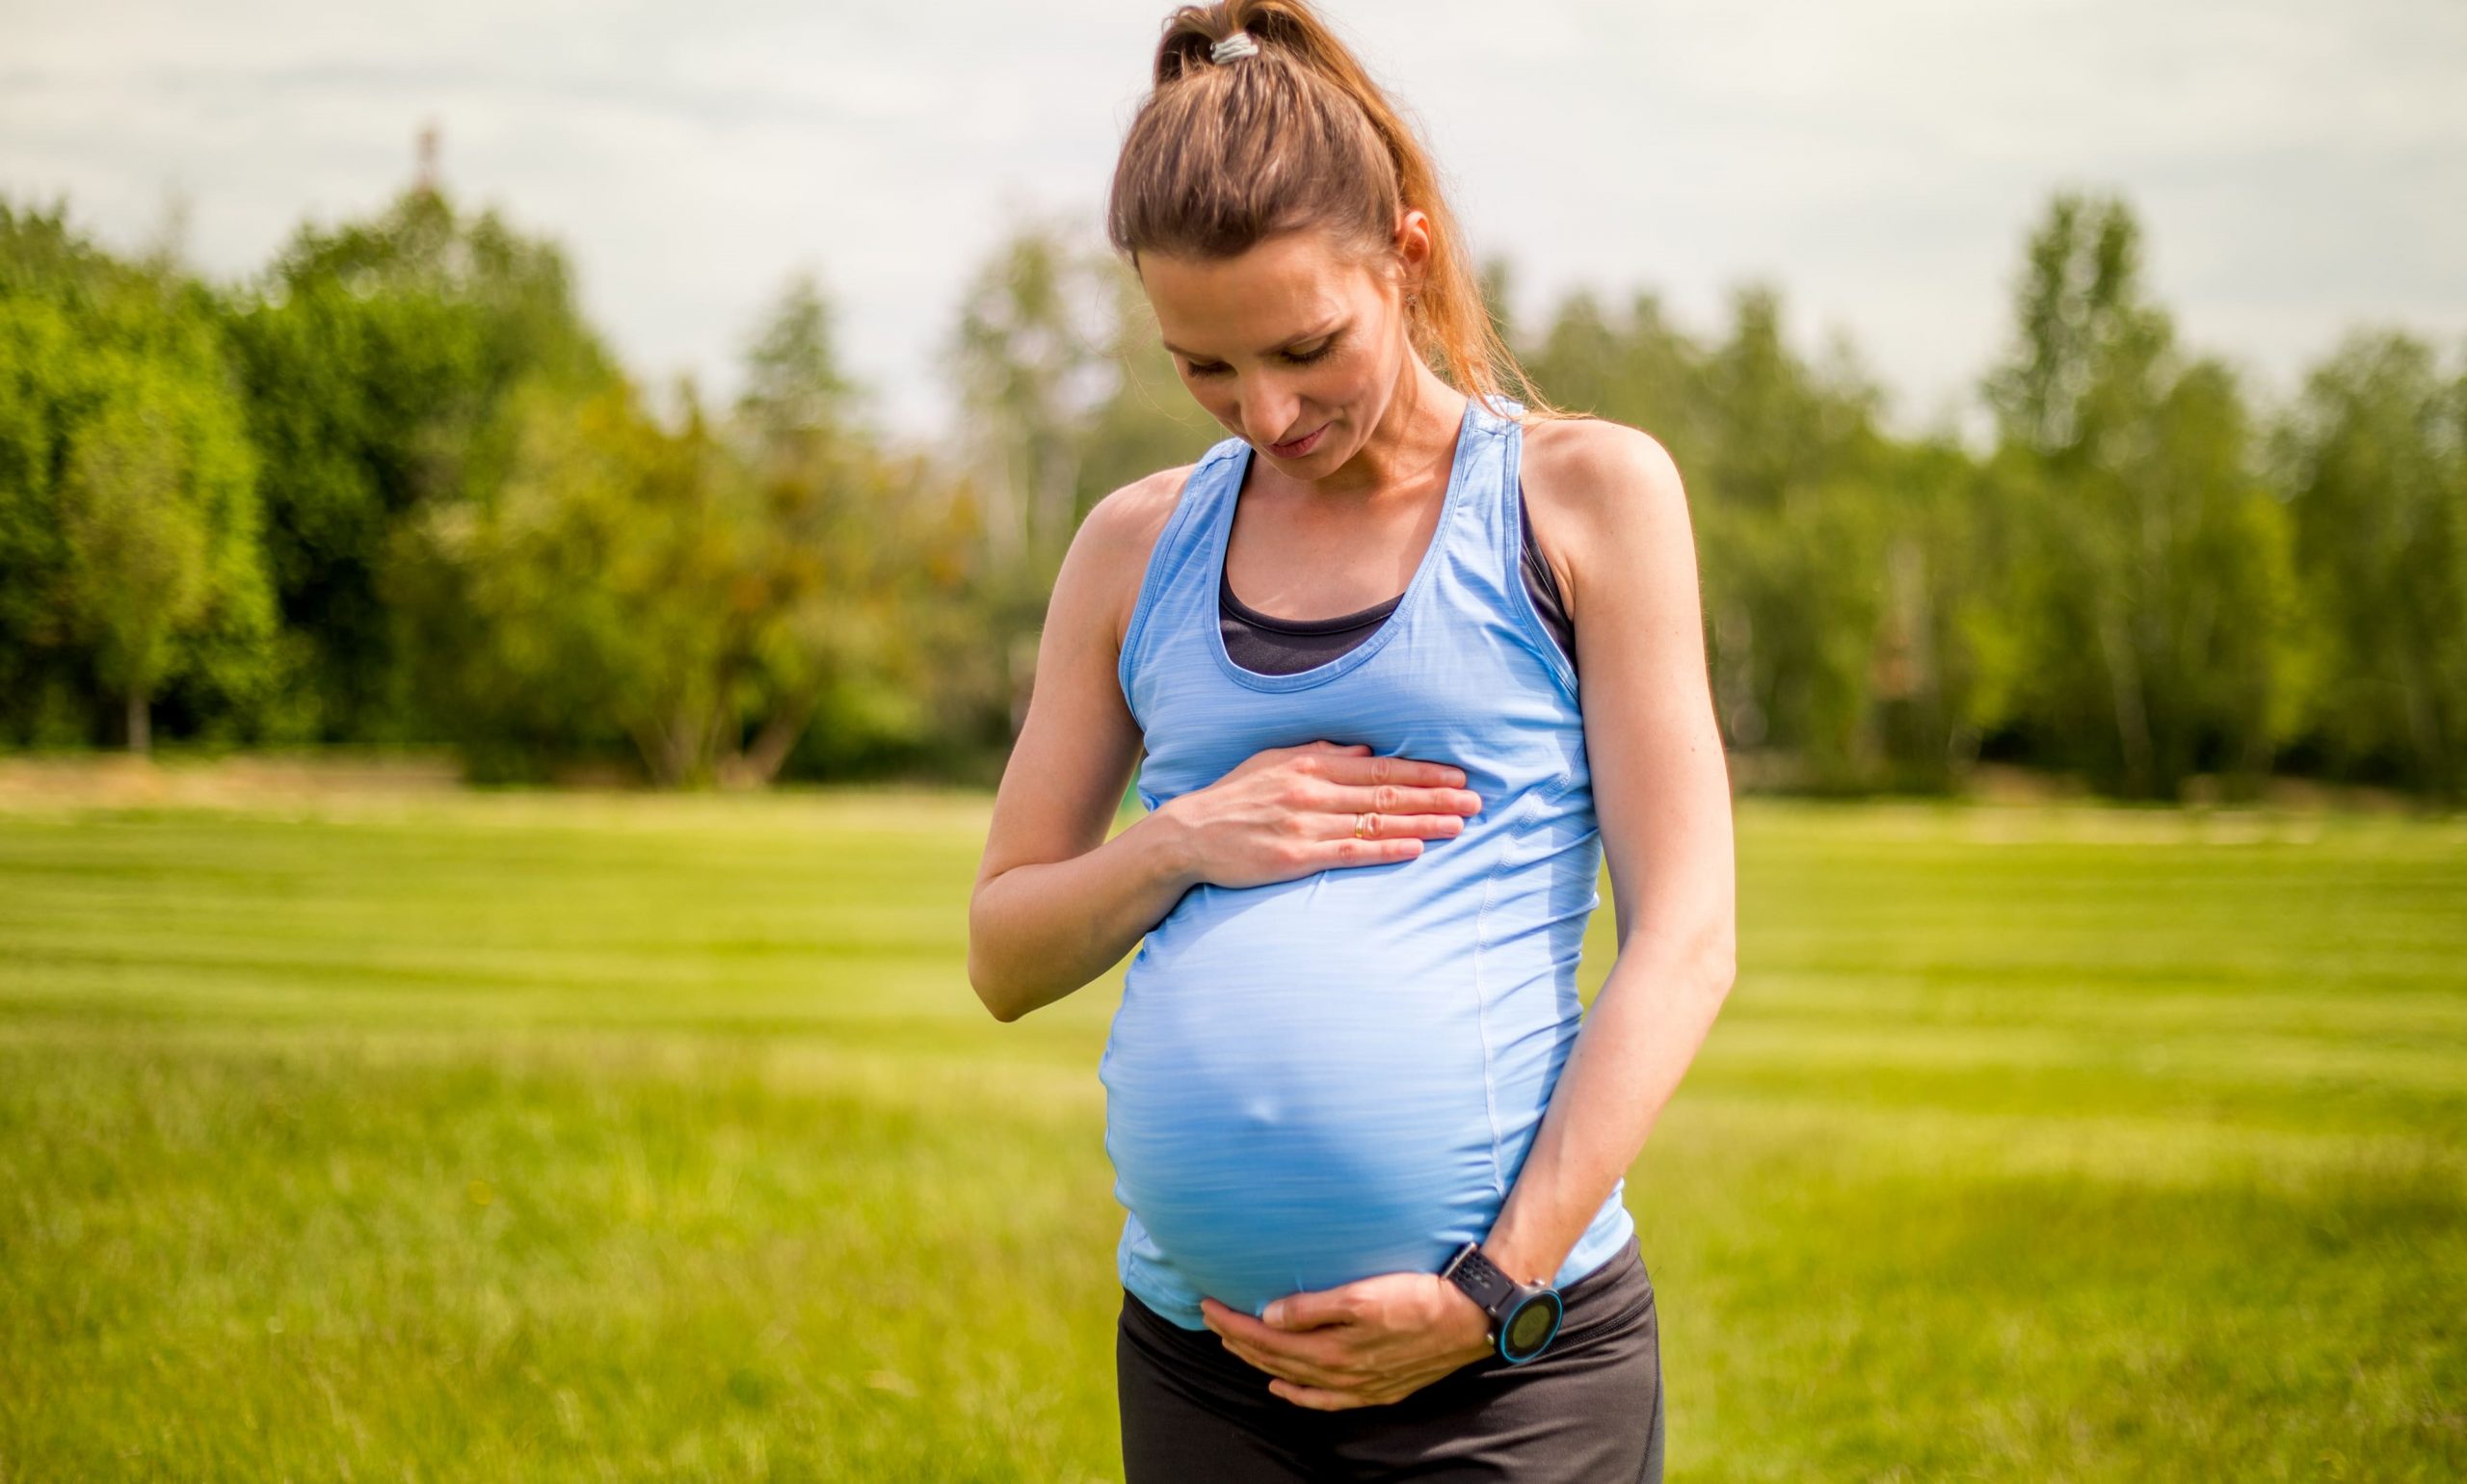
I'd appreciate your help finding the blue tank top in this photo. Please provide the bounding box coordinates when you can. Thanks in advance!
[1104,393,1634,1331]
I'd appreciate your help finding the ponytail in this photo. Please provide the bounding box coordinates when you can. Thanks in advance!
[1108,1,1571,422]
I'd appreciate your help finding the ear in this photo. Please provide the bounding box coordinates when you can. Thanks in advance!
[1392,208,1434,299]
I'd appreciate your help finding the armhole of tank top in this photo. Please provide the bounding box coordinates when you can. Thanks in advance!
[1117,446,1228,719]
[1499,418,1582,708]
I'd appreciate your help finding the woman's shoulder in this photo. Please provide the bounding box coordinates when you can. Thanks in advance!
[1519,411,1682,498]
[1516,412,1688,619]
[1079,459,1212,655]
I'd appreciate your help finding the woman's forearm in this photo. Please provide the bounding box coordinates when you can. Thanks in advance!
[1481,927,1735,1285]
[968,803,1200,1022]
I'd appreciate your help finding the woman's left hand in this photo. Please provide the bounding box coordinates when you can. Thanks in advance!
[1199,1270,1498,1411]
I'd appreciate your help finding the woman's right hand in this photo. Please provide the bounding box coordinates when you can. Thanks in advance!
[1158,741,1484,890]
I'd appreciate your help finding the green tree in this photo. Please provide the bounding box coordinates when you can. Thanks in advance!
[1074,257,1216,520]
[394,377,728,783]
[2273,330,2467,799]
[736,269,860,458]
[1694,288,1895,786]
[58,370,252,749]
[0,199,274,748]
[399,274,955,787]
[1865,433,2014,792]
[220,172,615,741]
[1980,190,2302,799]
[729,270,970,785]
[944,220,1216,748]
[947,219,1118,588]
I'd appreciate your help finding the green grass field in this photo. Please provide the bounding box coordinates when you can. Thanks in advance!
[2,786,2461,1481]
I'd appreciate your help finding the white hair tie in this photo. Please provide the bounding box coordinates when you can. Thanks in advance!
[1210,30,1260,64]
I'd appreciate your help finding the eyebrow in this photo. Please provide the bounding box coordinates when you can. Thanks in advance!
[1160,321,1343,360]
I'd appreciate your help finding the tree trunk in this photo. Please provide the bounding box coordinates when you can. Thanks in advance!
[2096,596,2154,797]
[126,686,149,755]
[726,687,825,789]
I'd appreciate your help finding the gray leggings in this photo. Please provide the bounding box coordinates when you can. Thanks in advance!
[1116,1232,1664,1482]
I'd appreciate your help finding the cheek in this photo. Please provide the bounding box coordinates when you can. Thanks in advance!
[1180,378,1238,427]
[1325,344,1385,399]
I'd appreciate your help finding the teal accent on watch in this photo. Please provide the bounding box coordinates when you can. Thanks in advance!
[1439,1240,1565,1365]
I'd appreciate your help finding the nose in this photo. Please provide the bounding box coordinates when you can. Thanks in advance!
[1241,384,1303,448]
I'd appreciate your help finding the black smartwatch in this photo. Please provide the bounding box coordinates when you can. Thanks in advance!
[1439,1240,1564,1365]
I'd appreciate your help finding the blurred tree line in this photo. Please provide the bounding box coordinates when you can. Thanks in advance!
[2,180,992,785]
[0,174,2459,801]
[1513,191,2462,802]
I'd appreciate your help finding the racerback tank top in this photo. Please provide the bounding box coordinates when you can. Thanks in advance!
[1105,393,1633,1330]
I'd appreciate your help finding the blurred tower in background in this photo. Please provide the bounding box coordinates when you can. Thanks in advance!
[413,120,440,194]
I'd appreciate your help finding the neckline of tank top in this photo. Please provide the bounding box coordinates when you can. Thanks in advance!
[1220,477,1566,632]
[1203,394,1494,693]
[1218,557,1402,634]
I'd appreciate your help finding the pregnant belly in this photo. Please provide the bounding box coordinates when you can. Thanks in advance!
[1098,871,1506,1315]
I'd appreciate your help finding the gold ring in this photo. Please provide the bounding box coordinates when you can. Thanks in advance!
[1355,812,1375,838]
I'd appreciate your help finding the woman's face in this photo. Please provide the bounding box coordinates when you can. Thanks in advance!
[1138,219,1426,472]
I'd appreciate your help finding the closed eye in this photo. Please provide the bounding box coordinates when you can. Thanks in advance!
[1183,339,1338,378]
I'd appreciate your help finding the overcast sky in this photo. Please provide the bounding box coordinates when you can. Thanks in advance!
[6,0,2463,447]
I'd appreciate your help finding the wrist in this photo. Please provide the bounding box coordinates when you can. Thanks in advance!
[1439,1239,1567,1364]
[1433,1278,1496,1355]
[1477,1234,1560,1289]
[1142,796,1207,892]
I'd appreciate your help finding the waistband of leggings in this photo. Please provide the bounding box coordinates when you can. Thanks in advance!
[1125,1231,1647,1338]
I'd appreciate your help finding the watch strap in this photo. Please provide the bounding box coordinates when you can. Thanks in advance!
[1440,1240,1519,1319]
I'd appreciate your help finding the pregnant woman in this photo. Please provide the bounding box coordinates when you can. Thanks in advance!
[968,4,1737,1478]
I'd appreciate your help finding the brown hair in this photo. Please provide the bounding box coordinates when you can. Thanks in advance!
[1107,1,1571,424]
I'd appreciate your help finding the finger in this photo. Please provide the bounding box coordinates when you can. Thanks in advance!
[1268,1379,1368,1412]
[1200,1296,1272,1341]
[1230,1330,1347,1379]
[1262,1292,1356,1331]
[1321,752,1471,793]
[1312,831,1427,868]
[1207,1311,1353,1376]
[1323,808,1466,844]
[1222,1335,1346,1390]
[1336,782,1485,820]
[1207,1301,1345,1352]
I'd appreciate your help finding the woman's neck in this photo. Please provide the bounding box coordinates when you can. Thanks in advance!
[1293,367,1468,510]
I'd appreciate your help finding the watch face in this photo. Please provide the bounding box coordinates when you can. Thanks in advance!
[1504,1294,1559,1357]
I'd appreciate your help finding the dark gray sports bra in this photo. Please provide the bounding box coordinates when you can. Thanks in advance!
[1220,479,1575,678]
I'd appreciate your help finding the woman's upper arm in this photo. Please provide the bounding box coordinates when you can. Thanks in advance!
[974,465,1190,889]
[1533,419,1737,971]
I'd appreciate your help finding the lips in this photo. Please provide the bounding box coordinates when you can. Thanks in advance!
[1269,423,1328,458]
